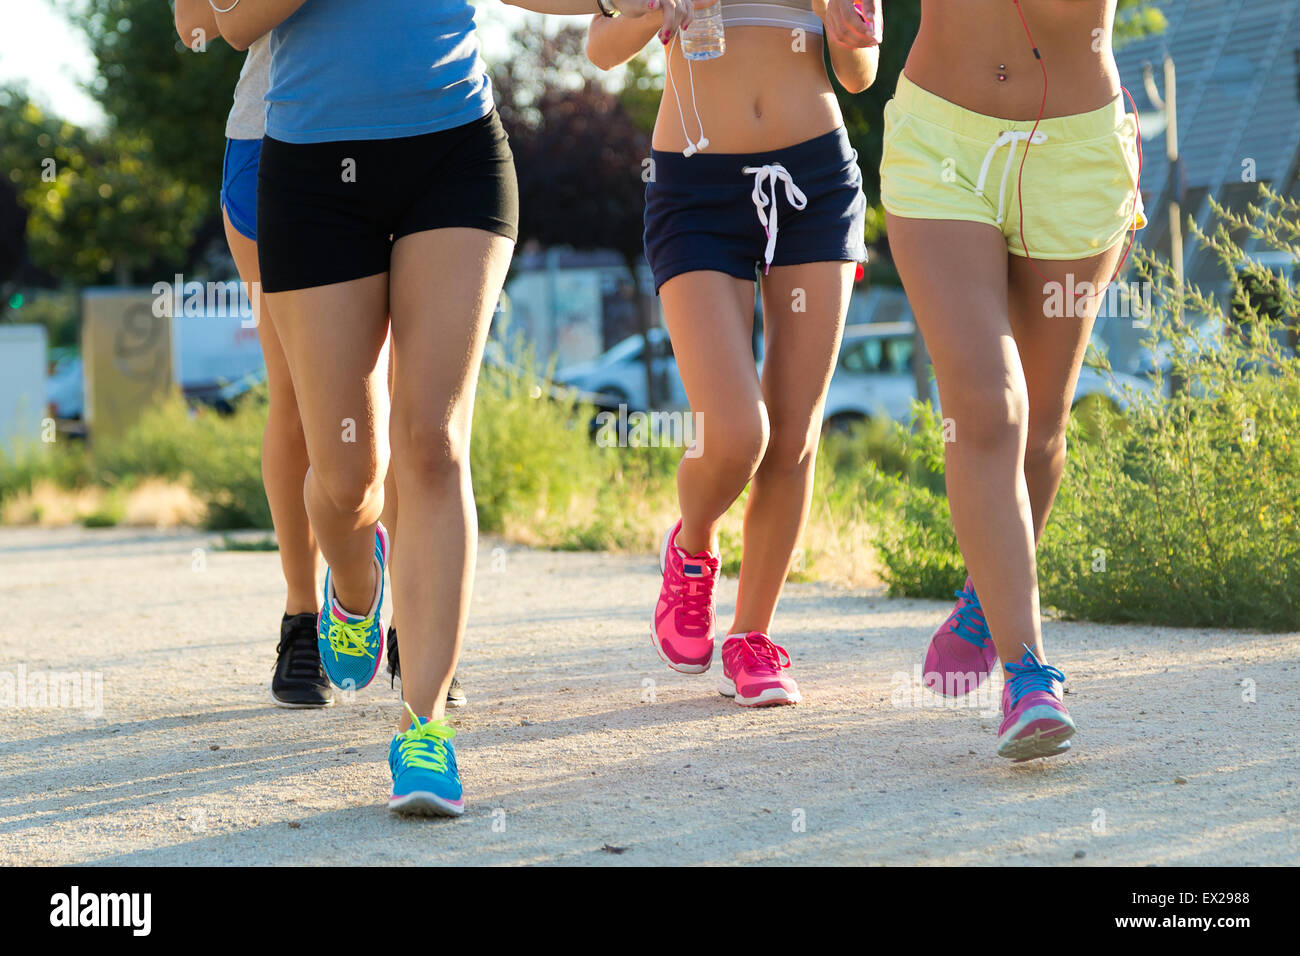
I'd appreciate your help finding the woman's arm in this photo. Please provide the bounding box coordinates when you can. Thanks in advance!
[814,0,880,94]
[211,0,312,51]
[586,13,661,70]
[174,0,219,48]
[504,0,693,42]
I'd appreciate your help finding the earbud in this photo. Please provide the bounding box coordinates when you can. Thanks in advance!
[682,137,709,158]
[667,34,709,158]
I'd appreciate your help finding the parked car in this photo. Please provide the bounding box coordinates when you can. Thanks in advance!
[555,309,1159,434]
[823,322,919,429]
[46,348,83,419]
[553,327,691,411]
[824,320,1158,431]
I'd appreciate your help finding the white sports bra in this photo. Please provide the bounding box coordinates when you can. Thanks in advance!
[719,0,824,36]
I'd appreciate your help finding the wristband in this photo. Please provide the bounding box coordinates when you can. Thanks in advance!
[596,0,619,17]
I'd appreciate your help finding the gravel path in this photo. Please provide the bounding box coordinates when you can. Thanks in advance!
[2,526,1296,865]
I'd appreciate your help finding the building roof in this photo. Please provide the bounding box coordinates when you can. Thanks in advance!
[1115,0,1300,265]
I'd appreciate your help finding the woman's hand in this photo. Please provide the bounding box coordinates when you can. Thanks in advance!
[815,0,882,49]
[611,0,696,44]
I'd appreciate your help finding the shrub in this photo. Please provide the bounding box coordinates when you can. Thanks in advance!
[1038,190,1299,630]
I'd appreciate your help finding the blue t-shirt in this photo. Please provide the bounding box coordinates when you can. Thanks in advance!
[265,0,494,144]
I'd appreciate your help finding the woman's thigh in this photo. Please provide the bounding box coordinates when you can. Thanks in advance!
[222,208,297,411]
[659,270,760,430]
[884,214,1021,422]
[1006,244,1125,444]
[263,275,391,483]
[386,227,514,463]
[757,261,854,453]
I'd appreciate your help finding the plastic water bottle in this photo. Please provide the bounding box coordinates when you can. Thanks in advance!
[681,1,725,60]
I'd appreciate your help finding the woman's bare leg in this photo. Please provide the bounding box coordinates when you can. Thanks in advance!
[264,275,390,617]
[223,210,318,614]
[379,342,399,629]
[731,261,853,635]
[386,228,513,727]
[658,271,762,556]
[1008,247,1124,541]
[886,215,1041,672]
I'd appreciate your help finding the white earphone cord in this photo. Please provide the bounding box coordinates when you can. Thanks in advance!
[665,34,708,156]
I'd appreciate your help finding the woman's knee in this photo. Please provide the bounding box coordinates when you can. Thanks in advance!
[944,381,1029,451]
[758,416,819,477]
[312,459,386,517]
[392,416,469,487]
[698,402,769,478]
[1024,422,1068,469]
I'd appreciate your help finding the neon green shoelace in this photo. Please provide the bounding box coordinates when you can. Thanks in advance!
[325,614,376,659]
[396,703,456,773]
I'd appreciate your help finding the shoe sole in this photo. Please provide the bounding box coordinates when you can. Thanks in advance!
[718,676,801,707]
[269,690,334,709]
[388,792,465,817]
[650,525,714,675]
[998,716,1077,762]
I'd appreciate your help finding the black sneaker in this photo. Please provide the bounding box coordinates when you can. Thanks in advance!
[387,625,466,708]
[271,613,333,708]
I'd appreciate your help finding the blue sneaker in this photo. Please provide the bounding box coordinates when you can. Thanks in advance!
[317,522,389,690]
[389,703,464,817]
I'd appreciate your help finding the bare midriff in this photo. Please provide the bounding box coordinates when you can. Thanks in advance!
[904,0,1121,120]
[653,25,843,154]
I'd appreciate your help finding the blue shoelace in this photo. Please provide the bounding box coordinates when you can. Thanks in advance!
[1005,647,1066,707]
[949,582,991,648]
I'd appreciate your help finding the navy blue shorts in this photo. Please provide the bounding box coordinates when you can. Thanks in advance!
[221,137,261,242]
[644,126,867,292]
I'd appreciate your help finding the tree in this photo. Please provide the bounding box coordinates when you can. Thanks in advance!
[61,0,244,193]
[0,87,203,286]
[495,23,667,405]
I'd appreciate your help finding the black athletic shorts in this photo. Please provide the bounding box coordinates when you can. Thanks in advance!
[643,126,867,292]
[257,109,519,293]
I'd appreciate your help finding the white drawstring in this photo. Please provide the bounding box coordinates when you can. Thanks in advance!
[740,163,807,274]
[973,129,1048,225]
[665,34,708,156]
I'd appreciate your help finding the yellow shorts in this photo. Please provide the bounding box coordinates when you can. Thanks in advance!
[880,74,1146,260]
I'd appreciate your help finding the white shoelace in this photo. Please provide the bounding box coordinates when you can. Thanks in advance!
[973,129,1048,226]
[740,163,808,274]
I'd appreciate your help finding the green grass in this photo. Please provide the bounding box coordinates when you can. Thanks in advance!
[3,191,1295,630]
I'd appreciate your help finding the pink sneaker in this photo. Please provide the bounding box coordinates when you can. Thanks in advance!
[997,648,1076,761]
[719,632,801,707]
[651,520,719,674]
[923,577,998,697]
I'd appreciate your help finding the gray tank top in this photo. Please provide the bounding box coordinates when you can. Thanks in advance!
[224,35,271,141]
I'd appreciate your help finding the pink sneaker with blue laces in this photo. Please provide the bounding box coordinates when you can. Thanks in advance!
[924,577,998,697]
[997,648,1076,761]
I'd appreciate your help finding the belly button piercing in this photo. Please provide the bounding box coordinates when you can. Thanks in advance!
[997,64,1007,82]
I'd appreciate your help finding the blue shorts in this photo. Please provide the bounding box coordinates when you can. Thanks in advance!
[644,126,867,292]
[221,137,262,242]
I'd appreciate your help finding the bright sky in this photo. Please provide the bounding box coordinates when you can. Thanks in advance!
[0,1,594,131]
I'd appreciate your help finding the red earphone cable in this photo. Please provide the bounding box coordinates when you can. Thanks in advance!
[1010,0,1143,296]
